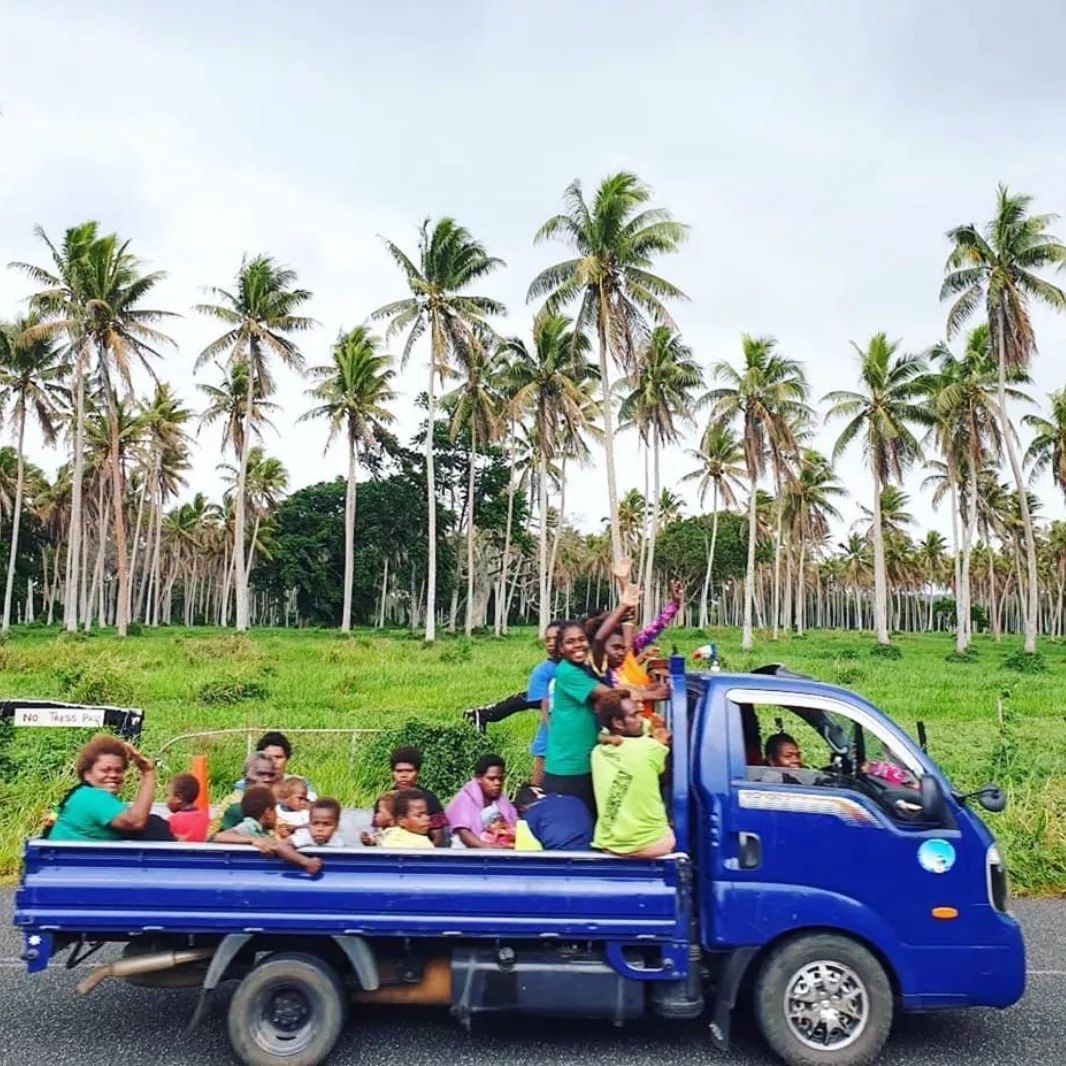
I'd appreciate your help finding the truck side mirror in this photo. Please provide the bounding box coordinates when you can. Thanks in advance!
[976,785,1007,813]
[920,774,949,825]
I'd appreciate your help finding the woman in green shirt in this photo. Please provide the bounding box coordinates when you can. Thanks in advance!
[542,621,614,812]
[47,735,158,842]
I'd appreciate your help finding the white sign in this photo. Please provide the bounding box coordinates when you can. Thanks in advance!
[13,707,107,728]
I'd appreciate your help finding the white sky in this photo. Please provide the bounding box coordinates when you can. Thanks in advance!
[2,0,1065,541]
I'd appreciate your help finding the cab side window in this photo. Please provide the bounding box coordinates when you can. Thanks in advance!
[741,704,830,785]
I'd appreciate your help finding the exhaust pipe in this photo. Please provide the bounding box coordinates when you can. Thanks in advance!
[77,948,215,995]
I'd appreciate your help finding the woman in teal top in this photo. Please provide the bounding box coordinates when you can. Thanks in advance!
[48,735,158,841]
[542,621,613,812]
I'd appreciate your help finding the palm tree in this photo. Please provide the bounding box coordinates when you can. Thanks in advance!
[504,314,596,635]
[838,532,873,630]
[704,335,809,650]
[915,530,949,631]
[197,361,279,456]
[441,328,506,636]
[0,315,67,631]
[825,334,929,645]
[928,326,1024,650]
[1024,389,1066,503]
[941,185,1066,653]
[684,423,746,627]
[11,222,105,631]
[71,232,174,636]
[138,384,192,626]
[373,219,505,642]
[783,450,844,635]
[528,172,688,571]
[301,325,396,632]
[196,254,314,632]
[618,327,702,623]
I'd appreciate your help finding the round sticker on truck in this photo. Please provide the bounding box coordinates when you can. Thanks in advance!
[918,839,957,874]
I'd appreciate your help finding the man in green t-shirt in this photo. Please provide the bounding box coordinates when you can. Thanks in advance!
[591,689,675,859]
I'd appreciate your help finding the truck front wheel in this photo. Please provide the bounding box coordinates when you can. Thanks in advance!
[227,951,348,1066]
[753,934,893,1066]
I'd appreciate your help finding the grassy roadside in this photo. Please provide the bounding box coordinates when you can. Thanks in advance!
[1,625,1064,892]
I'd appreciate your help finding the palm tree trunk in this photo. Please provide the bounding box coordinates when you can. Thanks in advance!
[2,408,27,632]
[149,484,164,627]
[105,390,131,638]
[495,429,516,637]
[537,447,550,637]
[771,469,783,641]
[65,356,87,631]
[378,554,389,628]
[127,458,150,623]
[341,427,357,633]
[596,313,623,570]
[548,459,568,603]
[871,468,890,644]
[699,482,720,628]
[464,425,477,637]
[796,536,807,636]
[958,453,979,652]
[994,308,1038,652]
[643,436,662,628]
[233,347,255,632]
[423,338,439,642]
[742,472,758,650]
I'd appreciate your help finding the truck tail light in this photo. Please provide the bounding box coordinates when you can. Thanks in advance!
[987,844,1009,913]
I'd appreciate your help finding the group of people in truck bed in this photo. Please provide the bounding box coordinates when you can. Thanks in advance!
[44,562,743,872]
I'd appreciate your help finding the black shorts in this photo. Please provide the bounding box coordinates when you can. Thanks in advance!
[541,772,596,816]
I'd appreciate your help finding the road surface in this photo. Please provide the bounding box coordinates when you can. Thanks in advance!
[1,890,1060,1065]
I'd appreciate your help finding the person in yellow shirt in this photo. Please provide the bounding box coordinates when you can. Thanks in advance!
[591,689,675,859]
[379,790,435,849]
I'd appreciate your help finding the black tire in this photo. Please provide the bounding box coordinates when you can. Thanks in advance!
[227,951,348,1066]
[753,934,893,1066]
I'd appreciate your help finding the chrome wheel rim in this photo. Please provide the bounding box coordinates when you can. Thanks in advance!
[784,959,869,1051]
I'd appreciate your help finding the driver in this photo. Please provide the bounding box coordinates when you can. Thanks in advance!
[765,733,805,770]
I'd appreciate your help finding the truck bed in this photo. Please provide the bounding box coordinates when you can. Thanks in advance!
[16,839,689,943]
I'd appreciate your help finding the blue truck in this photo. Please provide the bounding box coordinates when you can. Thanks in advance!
[13,659,1023,1066]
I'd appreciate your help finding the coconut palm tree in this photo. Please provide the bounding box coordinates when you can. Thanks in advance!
[838,532,873,630]
[825,334,930,645]
[440,327,505,636]
[684,423,746,627]
[373,219,505,642]
[504,314,596,635]
[196,254,314,632]
[704,335,809,649]
[915,530,950,631]
[783,449,844,635]
[528,173,688,571]
[1024,389,1066,504]
[0,315,67,631]
[197,361,279,457]
[941,185,1066,653]
[301,325,396,632]
[928,326,1026,650]
[138,384,192,626]
[618,327,702,622]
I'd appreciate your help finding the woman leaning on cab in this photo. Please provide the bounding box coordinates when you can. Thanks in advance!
[46,734,169,842]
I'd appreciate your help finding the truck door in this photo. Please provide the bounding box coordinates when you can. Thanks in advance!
[700,688,973,952]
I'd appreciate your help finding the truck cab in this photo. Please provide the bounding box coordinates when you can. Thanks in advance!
[13,662,1024,1066]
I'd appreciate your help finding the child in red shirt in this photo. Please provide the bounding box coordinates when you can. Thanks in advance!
[166,773,209,842]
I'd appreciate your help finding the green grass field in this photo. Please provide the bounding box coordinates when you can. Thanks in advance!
[1,625,1064,893]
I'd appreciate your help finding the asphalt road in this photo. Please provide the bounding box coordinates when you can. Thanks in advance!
[1,890,1061,1066]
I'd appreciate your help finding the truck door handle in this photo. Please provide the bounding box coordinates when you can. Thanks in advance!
[738,831,762,870]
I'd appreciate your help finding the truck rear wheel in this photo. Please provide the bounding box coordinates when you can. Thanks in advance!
[753,934,892,1066]
[227,951,348,1066]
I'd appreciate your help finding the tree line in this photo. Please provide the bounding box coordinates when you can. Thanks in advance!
[1,177,1065,652]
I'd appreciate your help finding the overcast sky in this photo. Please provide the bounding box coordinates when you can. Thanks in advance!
[3,0,1065,541]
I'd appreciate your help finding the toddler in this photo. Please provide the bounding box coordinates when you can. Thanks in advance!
[480,803,515,848]
[360,790,397,847]
[276,775,311,834]
[213,785,323,875]
[166,772,209,842]
[291,798,345,848]
[379,789,434,849]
